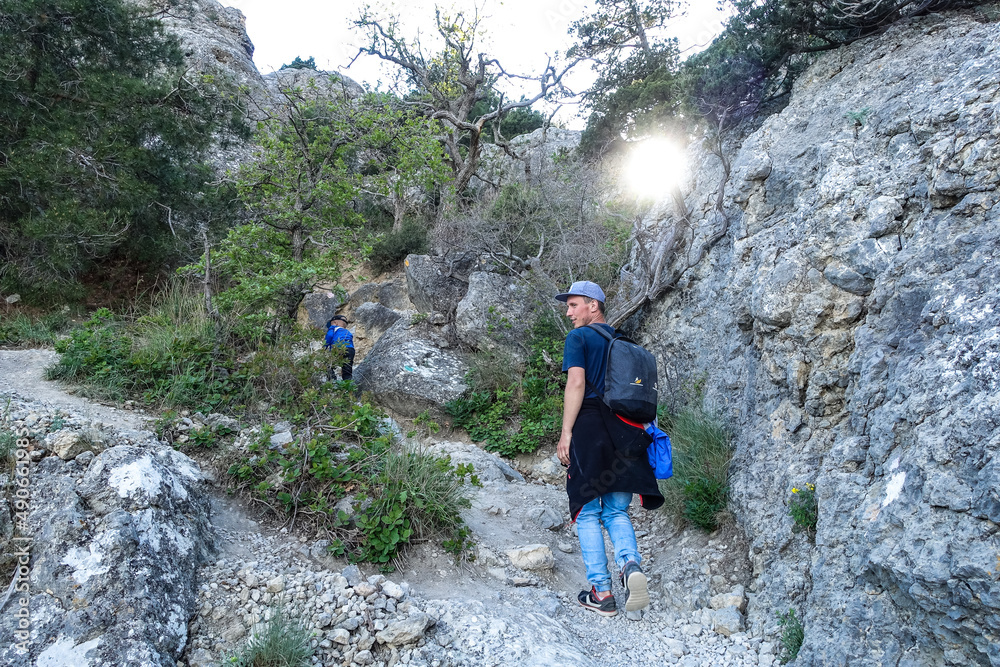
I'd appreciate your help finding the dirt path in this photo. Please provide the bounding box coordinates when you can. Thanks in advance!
[1,348,768,667]
[0,349,148,430]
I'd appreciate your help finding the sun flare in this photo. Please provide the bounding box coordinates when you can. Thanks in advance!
[624,138,687,200]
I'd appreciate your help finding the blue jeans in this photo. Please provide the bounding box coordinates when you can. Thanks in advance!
[576,492,641,592]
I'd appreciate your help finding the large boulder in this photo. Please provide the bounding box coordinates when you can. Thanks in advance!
[375,278,412,311]
[404,253,479,315]
[355,315,470,417]
[0,445,213,666]
[353,302,404,342]
[159,0,259,90]
[300,290,344,330]
[454,271,547,361]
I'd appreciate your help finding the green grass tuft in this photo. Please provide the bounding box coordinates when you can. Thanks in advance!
[658,404,732,531]
[224,605,314,667]
[788,482,818,535]
[0,311,71,347]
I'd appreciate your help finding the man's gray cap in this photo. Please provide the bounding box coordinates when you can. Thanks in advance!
[555,280,606,303]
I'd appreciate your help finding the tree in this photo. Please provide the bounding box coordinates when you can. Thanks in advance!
[353,6,577,194]
[0,0,245,301]
[467,92,546,145]
[281,56,317,70]
[569,0,674,60]
[569,0,682,156]
[702,0,980,122]
[203,84,448,334]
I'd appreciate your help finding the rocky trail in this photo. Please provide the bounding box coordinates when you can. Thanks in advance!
[0,348,777,667]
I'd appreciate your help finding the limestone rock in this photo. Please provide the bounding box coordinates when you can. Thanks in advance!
[506,544,555,571]
[261,68,364,105]
[49,430,101,461]
[477,127,582,186]
[266,576,285,593]
[159,0,259,89]
[524,455,565,486]
[524,506,564,531]
[710,606,744,636]
[454,271,546,361]
[709,585,746,613]
[375,612,434,646]
[382,581,405,600]
[0,445,212,666]
[269,430,294,448]
[353,301,404,341]
[342,564,364,587]
[354,315,469,417]
[404,252,478,315]
[300,290,344,330]
[641,11,1000,664]
[376,279,412,310]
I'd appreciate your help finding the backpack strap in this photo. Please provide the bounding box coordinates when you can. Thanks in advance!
[586,323,616,341]
[584,323,618,400]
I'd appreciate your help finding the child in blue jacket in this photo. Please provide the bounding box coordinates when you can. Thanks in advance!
[324,315,355,382]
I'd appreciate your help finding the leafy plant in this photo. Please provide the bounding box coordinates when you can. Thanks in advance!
[333,446,473,570]
[50,418,64,433]
[184,424,234,449]
[778,607,805,664]
[658,403,732,531]
[789,482,818,534]
[845,107,872,127]
[226,381,473,570]
[445,316,564,458]
[224,604,313,667]
[407,410,440,438]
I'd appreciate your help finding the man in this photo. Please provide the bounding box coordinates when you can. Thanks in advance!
[556,280,663,617]
[324,315,355,382]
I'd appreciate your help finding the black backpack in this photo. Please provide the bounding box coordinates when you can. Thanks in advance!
[586,324,658,424]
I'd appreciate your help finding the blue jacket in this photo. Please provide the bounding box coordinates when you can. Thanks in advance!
[324,325,353,349]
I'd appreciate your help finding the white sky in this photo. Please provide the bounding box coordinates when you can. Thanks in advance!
[223,0,730,125]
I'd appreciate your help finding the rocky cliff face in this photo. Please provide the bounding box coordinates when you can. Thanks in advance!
[158,0,259,88]
[642,11,999,666]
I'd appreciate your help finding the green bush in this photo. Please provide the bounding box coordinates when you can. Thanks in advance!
[225,604,313,667]
[341,446,473,567]
[778,607,805,664]
[45,284,473,568]
[788,482,817,535]
[445,317,564,458]
[367,221,428,274]
[0,0,246,300]
[658,404,732,531]
[228,386,474,570]
[46,301,251,410]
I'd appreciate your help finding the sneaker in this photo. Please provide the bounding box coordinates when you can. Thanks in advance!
[621,561,649,612]
[578,587,617,617]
